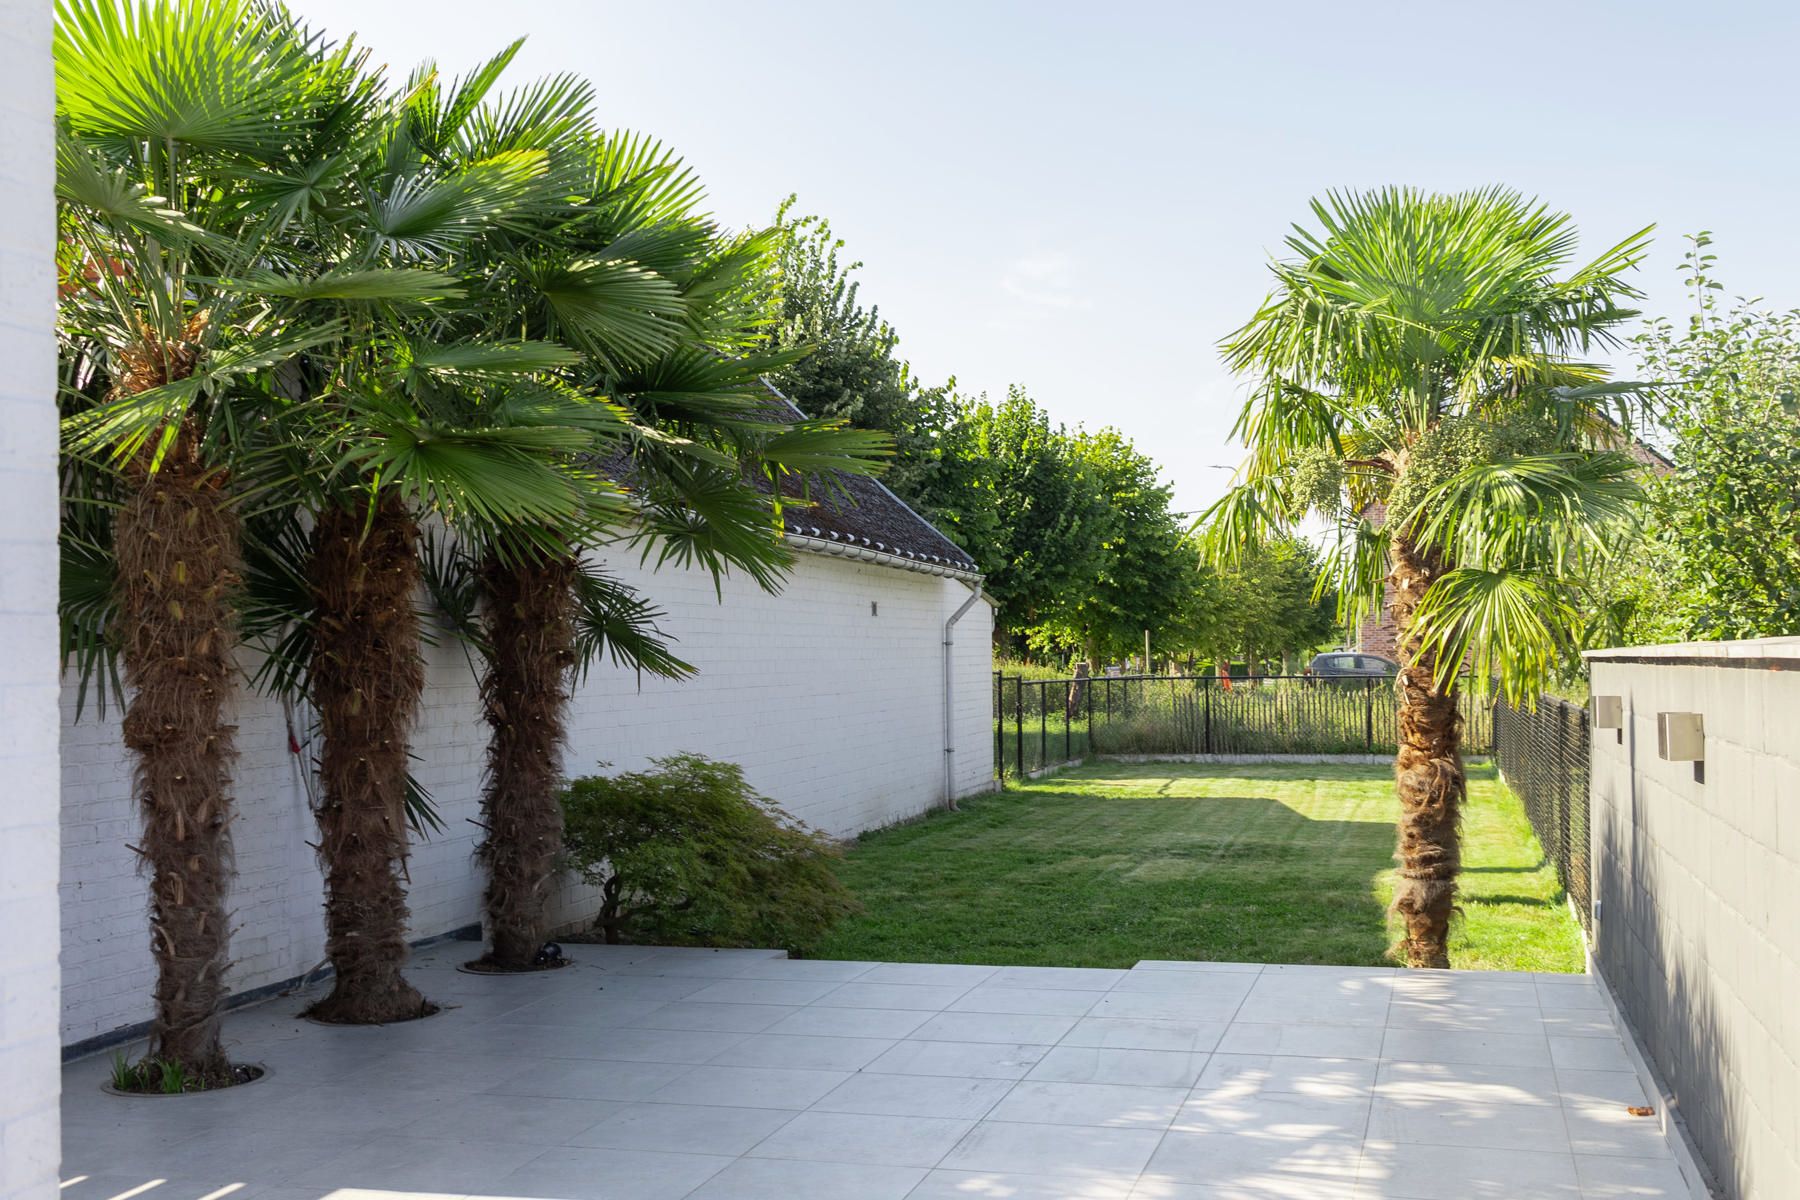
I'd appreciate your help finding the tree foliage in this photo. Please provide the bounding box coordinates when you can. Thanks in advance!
[561,755,859,949]
[1607,236,1800,642]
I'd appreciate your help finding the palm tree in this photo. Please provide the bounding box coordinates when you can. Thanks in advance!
[52,0,389,1080]
[191,38,637,1020]
[1203,187,1650,967]
[394,56,890,969]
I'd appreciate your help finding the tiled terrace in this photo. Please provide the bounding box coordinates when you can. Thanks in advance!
[62,941,1703,1200]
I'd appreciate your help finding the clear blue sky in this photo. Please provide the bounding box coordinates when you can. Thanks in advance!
[292,0,1800,515]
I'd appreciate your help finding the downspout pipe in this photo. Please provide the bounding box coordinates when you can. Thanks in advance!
[942,580,984,811]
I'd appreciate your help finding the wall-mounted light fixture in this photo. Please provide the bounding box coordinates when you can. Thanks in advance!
[1657,711,1706,782]
[1591,695,1624,743]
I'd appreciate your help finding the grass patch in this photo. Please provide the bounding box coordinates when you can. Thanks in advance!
[800,760,1583,973]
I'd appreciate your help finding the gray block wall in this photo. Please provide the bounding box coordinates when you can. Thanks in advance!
[1586,638,1800,1200]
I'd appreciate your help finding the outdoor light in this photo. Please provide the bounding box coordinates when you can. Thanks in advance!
[1592,695,1624,743]
[1656,712,1705,763]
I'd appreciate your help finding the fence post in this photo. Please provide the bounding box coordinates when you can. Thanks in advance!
[1364,679,1374,752]
[994,671,1003,780]
[1204,675,1213,754]
[1086,669,1094,753]
[1038,681,1047,770]
[1014,676,1024,778]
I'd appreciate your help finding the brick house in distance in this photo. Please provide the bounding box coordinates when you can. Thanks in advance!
[1355,438,1674,658]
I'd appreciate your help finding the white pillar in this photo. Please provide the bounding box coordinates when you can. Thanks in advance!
[0,3,60,1198]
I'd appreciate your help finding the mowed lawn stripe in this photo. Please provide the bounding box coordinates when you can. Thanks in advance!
[800,761,1582,974]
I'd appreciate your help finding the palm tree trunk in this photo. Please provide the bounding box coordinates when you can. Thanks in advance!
[1387,531,1465,968]
[305,495,431,1022]
[115,424,239,1080]
[477,551,577,968]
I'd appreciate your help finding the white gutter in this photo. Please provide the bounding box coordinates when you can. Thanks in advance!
[942,580,985,811]
[782,530,983,583]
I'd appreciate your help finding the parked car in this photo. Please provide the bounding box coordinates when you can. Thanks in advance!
[1308,651,1398,683]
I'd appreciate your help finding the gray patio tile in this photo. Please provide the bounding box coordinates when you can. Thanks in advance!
[56,1174,309,1200]
[1131,960,1265,974]
[1110,972,1259,998]
[622,1001,801,1033]
[1380,1027,1553,1067]
[765,1004,933,1040]
[1142,1131,1363,1194]
[1026,1045,1208,1088]
[748,1110,975,1166]
[685,1156,926,1199]
[1373,1060,1560,1106]
[950,986,1106,1016]
[1538,1007,1624,1038]
[708,1032,896,1071]
[1574,1154,1696,1198]
[1365,1094,1569,1151]
[987,1080,1187,1129]
[1384,999,1548,1035]
[857,962,1001,987]
[1355,1140,1580,1197]
[1260,963,1397,977]
[399,1090,627,1144]
[866,1039,1052,1079]
[486,1056,694,1102]
[1195,1054,1377,1099]
[1236,975,1391,1027]
[915,1168,1135,1198]
[738,958,881,981]
[940,1120,1163,1178]
[1216,1021,1385,1060]
[281,1133,546,1190]
[912,1011,1082,1045]
[334,1049,535,1092]
[507,990,694,1021]
[1562,1104,1674,1158]
[1062,1017,1228,1053]
[1170,1092,1371,1141]
[812,1072,1014,1119]
[566,975,722,1003]
[682,978,843,1006]
[1089,990,1247,1023]
[571,1026,751,1064]
[499,1144,733,1199]
[570,1102,799,1156]
[649,1064,851,1109]
[1537,980,1607,1008]
[987,965,1129,991]
[1381,974,1541,1009]
[816,981,975,1010]
[144,1127,378,1183]
[1555,1068,1650,1109]
[1549,1035,1635,1072]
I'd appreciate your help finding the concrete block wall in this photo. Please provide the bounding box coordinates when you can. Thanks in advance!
[1586,638,1800,1200]
[0,4,59,1197]
[60,550,991,1047]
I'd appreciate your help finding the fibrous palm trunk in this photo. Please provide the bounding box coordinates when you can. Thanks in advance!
[305,495,431,1022]
[116,416,240,1081]
[477,552,577,968]
[1387,531,1465,968]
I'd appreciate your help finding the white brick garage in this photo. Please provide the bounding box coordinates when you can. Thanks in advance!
[60,537,993,1051]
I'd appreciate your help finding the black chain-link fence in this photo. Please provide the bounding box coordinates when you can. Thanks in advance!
[994,673,1494,777]
[1492,696,1592,931]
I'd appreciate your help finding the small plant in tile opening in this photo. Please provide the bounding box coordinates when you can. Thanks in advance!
[560,755,860,949]
[107,1050,263,1095]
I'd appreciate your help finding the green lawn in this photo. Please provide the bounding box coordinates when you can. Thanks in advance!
[801,760,1583,973]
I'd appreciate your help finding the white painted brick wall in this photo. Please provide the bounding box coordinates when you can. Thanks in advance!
[0,4,59,1198]
[60,549,991,1046]
[1587,639,1800,1200]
